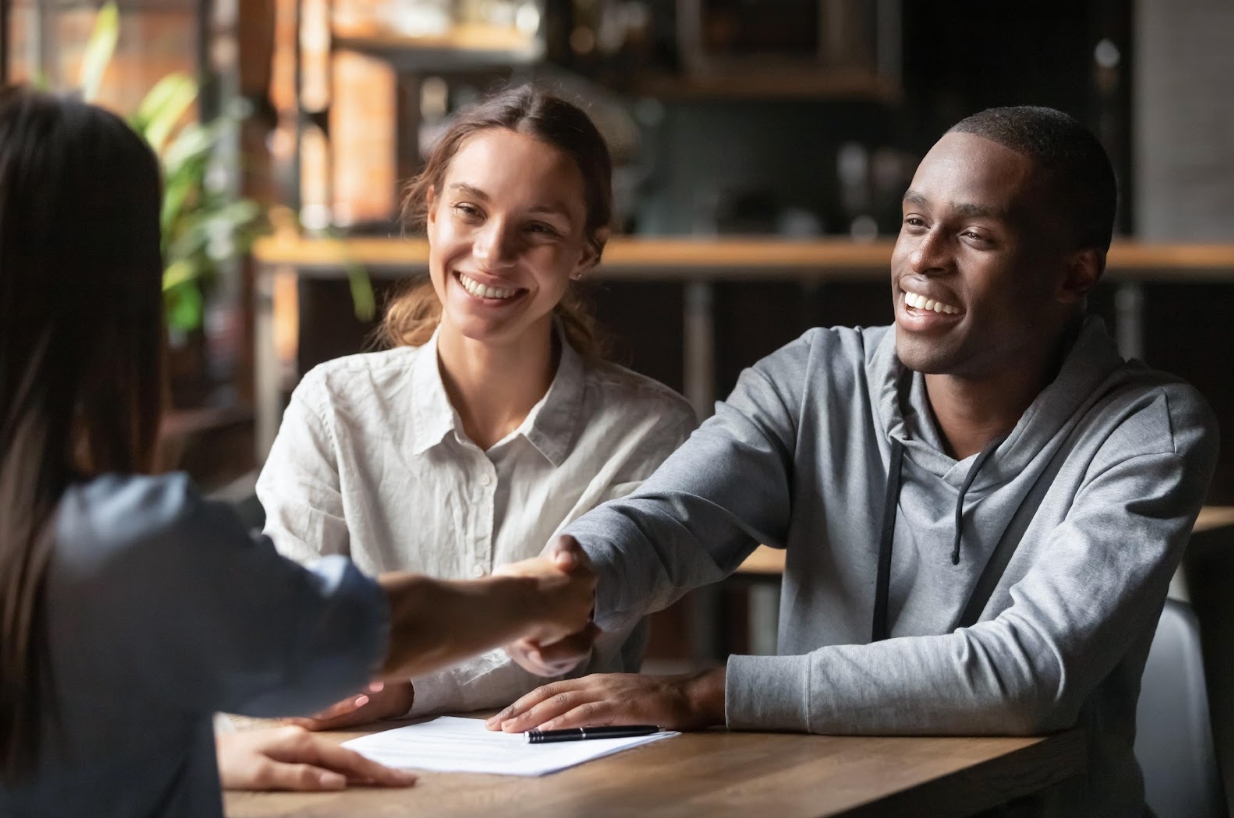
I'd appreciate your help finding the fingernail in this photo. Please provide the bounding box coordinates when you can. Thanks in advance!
[354,695,369,708]
[369,682,385,693]
[320,772,345,788]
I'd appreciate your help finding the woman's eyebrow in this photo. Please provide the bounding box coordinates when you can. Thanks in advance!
[527,202,573,220]
[448,183,489,200]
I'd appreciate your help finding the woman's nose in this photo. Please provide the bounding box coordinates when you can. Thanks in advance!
[473,219,517,269]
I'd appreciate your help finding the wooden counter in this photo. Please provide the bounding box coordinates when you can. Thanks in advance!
[253,235,1234,281]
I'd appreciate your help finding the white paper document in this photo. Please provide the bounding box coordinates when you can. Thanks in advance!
[342,716,677,776]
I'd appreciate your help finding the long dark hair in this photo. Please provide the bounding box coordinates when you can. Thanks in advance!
[380,84,612,358]
[0,88,164,781]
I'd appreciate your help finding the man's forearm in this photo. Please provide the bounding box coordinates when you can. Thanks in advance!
[684,666,727,728]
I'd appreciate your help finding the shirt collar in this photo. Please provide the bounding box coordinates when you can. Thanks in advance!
[408,324,587,466]
[409,330,458,456]
[520,328,586,468]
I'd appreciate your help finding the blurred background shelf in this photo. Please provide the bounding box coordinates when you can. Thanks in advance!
[333,22,542,68]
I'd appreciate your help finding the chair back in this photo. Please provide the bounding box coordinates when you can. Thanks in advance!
[1135,598,1226,818]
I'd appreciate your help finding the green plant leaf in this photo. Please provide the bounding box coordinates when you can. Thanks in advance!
[162,121,219,173]
[347,262,376,322]
[165,279,204,332]
[162,258,200,292]
[160,162,202,236]
[79,1,120,103]
[319,229,375,322]
[133,73,198,154]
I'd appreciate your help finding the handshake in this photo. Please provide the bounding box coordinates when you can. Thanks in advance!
[286,535,601,733]
[493,534,601,677]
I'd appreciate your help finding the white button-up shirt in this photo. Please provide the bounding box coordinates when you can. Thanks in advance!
[257,330,696,715]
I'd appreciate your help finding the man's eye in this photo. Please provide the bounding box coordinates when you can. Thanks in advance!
[903,216,926,228]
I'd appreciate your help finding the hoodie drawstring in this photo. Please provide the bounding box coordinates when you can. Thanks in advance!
[872,439,904,643]
[872,434,1006,642]
[950,435,1005,564]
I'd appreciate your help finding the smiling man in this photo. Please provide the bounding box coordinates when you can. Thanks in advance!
[489,107,1219,817]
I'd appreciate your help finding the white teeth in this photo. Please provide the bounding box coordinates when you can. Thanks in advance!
[904,291,959,315]
[459,273,518,300]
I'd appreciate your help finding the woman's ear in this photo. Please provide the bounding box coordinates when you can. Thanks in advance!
[573,227,611,280]
[425,186,438,228]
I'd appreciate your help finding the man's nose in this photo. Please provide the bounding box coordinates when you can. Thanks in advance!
[909,229,950,275]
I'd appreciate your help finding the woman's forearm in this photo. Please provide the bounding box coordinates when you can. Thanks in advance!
[376,571,586,680]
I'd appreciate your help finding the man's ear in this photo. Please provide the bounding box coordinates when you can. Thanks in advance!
[1058,247,1104,304]
[572,227,611,280]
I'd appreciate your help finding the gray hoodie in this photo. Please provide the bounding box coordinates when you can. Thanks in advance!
[567,317,1218,817]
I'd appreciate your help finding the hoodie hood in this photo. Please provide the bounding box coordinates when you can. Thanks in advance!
[874,315,1127,490]
[866,315,1132,640]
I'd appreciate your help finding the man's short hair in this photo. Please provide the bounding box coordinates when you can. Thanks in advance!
[949,106,1117,253]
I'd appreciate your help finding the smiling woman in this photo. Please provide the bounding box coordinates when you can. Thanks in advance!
[382,86,612,361]
[256,84,697,731]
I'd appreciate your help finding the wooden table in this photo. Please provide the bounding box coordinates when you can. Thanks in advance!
[224,721,1086,818]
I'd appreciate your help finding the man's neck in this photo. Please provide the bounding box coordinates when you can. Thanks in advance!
[923,329,1074,460]
[436,321,557,451]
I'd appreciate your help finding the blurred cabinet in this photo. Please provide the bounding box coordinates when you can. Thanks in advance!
[667,0,899,100]
[269,0,545,233]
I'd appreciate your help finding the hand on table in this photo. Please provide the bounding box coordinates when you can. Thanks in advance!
[284,681,415,731]
[484,668,728,734]
[217,725,417,791]
[495,535,598,675]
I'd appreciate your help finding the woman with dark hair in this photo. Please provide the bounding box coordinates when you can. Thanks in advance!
[257,84,696,728]
[0,87,594,816]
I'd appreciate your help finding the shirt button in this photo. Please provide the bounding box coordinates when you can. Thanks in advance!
[471,564,486,578]
[479,472,493,487]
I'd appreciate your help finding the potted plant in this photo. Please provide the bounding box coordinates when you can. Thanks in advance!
[79,2,266,404]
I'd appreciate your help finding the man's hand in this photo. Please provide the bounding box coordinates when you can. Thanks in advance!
[284,681,415,731]
[495,535,597,650]
[217,725,417,791]
[483,668,727,734]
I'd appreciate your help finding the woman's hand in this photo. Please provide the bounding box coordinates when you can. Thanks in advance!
[284,681,415,731]
[377,536,595,680]
[504,624,600,677]
[217,725,417,791]
[484,668,728,734]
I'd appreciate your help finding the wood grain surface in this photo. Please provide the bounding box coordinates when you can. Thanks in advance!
[224,720,1085,818]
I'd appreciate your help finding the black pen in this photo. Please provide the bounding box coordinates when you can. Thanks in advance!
[526,725,660,743]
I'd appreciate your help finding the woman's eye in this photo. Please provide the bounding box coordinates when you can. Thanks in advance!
[903,216,926,228]
[453,203,482,220]
[526,222,560,237]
